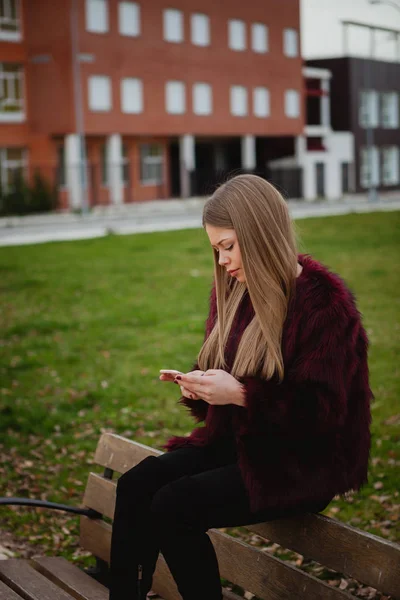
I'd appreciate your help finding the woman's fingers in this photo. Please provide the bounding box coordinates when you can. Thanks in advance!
[180,385,200,400]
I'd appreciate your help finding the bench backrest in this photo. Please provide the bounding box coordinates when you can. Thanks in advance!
[80,433,400,600]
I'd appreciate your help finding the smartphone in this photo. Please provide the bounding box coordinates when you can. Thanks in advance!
[160,369,184,376]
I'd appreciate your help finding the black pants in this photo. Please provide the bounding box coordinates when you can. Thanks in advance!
[109,436,331,600]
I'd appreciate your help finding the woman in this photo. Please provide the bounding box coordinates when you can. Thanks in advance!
[109,174,372,600]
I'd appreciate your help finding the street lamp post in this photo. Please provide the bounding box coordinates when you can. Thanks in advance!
[70,0,89,215]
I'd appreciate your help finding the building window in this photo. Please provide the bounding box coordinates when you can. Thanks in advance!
[360,146,379,188]
[163,9,183,43]
[0,0,21,41]
[85,0,109,34]
[118,2,140,37]
[359,90,379,128]
[251,23,268,53]
[193,83,212,115]
[121,77,143,113]
[230,85,248,116]
[122,143,129,184]
[382,146,399,186]
[283,28,298,57]
[253,87,270,118]
[191,13,210,46]
[228,19,246,51]
[0,147,26,191]
[88,75,112,112]
[381,92,399,129]
[0,62,24,121]
[341,162,350,193]
[285,89,300,118]
[140,144,163,185]
[165,81,185,114]
[100,142,108,185]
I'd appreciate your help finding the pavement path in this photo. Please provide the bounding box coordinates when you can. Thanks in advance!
[1,195,399,247]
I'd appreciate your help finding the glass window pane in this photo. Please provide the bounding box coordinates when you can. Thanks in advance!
[119,2,140,37]
[6,147,23,160]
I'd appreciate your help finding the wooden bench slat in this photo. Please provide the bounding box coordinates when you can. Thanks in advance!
[85,461,400,598]
[210,530,353,600]
[80,517,353,600]
[0,560,74,600]
[32,557,108,600]
[0,579,25,600]
[94,433,161,474]
[80,517,181,600]
[249,515,400,600]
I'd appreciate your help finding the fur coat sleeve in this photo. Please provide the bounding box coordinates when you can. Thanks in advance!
[236,271,372,439]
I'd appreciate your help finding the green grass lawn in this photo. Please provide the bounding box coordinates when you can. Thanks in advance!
[0,211,399,568]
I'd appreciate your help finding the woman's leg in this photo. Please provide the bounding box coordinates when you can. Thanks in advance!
[109,438,238,600]
[149,463,332,600]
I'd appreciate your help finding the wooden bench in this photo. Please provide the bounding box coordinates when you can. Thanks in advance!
[1,432,399,600]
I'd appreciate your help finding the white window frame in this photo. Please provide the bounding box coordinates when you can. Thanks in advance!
[121,77,143,114]
[191,13,210,46]
[85,0,109,34]
[228,19,246,51]
[283,28,298,57]
[0,0,22,41]
[118,2,140,37]
[88,75,112,112]
[0,147,27,191]
[0,62,24,122]
[140,144,164,185]
[251,23,268,54]
[230,85,248,117]
[382,146,399,186]
[193,82,212,116]
[285,89,300,118]
[253,87,270,118]
[163,8,184,43]
[381,92,399,129]
[165,80,185,115]
[360,146,380,188]
[359,90,379,128]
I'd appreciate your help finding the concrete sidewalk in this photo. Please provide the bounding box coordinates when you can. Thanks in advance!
[1,195,399,247]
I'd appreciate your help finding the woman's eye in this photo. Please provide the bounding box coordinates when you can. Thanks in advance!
[214,245,233,253]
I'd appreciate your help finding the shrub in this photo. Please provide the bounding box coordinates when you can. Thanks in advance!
[0,170,58,217]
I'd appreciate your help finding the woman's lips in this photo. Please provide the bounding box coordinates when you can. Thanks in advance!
[229,269,239,276]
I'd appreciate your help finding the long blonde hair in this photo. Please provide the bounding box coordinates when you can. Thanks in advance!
[197,174,299,381]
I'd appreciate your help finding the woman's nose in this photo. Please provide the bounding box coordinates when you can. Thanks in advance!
[218,254,228,266]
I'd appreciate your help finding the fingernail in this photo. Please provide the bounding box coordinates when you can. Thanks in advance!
[176,375,182,380]
[173,380,179,384]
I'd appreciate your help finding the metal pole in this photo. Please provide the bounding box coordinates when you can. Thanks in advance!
[70,0,89,214]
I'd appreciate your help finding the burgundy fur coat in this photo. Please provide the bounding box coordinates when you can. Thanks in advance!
[163,254,372,513]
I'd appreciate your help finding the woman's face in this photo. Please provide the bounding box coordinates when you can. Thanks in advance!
[205,225,245,283]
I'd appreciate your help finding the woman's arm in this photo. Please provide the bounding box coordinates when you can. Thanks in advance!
[237,296,372,438]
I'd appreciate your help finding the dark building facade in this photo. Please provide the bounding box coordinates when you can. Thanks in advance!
[307,57,400,194]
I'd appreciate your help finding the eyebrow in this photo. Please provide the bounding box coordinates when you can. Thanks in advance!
[212,237,231,248]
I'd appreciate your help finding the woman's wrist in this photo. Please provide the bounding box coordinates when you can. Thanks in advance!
[232,381,246,407]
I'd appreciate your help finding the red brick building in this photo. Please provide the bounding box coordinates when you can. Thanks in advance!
[0,0,304,209]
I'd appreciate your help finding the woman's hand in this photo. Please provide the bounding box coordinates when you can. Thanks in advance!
[160,369,205,400]
[176,369,245,406]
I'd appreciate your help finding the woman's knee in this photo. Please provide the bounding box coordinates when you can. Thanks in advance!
[116,455,168,497]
